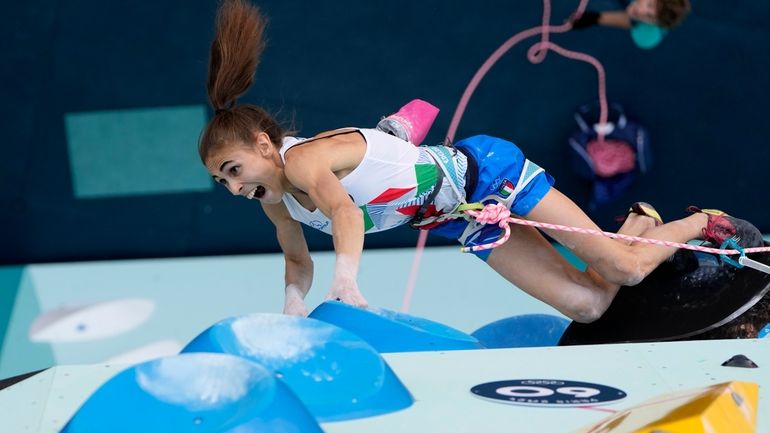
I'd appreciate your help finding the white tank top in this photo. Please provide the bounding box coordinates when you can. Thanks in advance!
[279,128,466,234]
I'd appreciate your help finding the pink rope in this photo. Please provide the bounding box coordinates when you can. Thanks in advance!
[527,41,608,136]
[446,0,603,143]
[400,229,427,312]
[401,0,598,312]
[462,203,770,255]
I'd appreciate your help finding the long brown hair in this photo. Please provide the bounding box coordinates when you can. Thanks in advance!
[199,0,285,162]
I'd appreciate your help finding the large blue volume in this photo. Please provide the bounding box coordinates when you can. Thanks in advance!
[471,314,570,348]
[309,300,484,352]
[182,313,413,422]
[61,352,322,433]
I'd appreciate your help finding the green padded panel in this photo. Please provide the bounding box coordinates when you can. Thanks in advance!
[0,271,54,379]
[0,267,24,355]
[64,105,212,198]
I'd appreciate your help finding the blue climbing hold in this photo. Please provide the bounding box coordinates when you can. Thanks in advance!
[471,314,570,348]
[309,300,484,352]
[182,313,413,421]
[62,352,321,433]
[759,323,770,339]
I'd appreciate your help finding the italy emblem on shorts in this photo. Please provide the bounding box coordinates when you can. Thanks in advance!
[497,179,515,199]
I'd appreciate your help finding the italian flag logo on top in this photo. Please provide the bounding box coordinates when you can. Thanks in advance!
[498,179,514,198]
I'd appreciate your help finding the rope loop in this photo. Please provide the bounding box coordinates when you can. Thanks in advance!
[467,203,511,227]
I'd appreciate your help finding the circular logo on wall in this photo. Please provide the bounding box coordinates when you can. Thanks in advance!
[471,379,627,407]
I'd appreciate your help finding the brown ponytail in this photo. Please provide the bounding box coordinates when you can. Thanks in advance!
[199,0,285,162]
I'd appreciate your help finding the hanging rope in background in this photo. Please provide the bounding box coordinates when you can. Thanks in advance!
[402,0,611,312]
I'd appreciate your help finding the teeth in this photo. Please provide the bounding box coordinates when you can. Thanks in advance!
[247,189,255,199]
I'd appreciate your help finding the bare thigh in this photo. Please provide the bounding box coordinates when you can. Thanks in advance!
[486,222,618,322]
[525,188,703,285]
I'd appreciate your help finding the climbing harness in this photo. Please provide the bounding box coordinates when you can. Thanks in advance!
[408,145,468,229]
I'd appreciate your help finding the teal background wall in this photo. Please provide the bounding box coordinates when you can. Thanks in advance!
[0,268,25,355]
[0,270,55,378]
[64,105,212,198]
[2,1,769,265]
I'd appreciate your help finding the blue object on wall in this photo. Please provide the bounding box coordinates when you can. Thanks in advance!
[182,313,413,422]
[759,323,770,339]
[471,314,570,348]
[308,301,484,352]
[568,102,651,210]
[61,352,321,433]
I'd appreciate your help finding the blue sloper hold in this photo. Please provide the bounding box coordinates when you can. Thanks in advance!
[62,352,322,433]
[759,323,770,338]
[471,314,570,349]
[182,313,413,422]
[309,300,484,353]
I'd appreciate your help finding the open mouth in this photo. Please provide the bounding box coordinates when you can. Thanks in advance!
[248,186,266,200]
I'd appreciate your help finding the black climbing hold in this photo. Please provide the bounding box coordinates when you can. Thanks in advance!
[721,354,758,368]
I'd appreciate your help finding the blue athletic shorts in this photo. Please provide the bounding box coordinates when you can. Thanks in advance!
[430,135,555,261]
